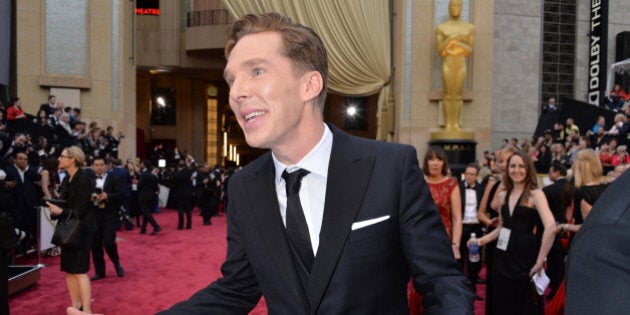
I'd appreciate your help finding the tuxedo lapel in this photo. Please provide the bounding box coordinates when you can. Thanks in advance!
[307,128,375,312]
[244,154,309,308]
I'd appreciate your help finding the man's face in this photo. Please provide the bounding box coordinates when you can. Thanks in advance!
[225,31,311,151]
[50,97,56,105]
[93,159,106,176]
[14,153,28,170]
[464,167,477,186]
[14,135,26,147]
[548,168,559,181]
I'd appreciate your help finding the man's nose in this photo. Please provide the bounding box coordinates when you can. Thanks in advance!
[229,76,250,102]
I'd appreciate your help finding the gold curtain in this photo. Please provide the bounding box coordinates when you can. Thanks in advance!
[222,0,394,140]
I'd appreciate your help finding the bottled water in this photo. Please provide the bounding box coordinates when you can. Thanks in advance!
[469,233,480,263]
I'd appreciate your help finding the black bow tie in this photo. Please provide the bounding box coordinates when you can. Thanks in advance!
[97,176,103,179]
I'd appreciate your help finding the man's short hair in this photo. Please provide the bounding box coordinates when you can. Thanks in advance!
[466,163,480,174]
[550,160,567,176]
[225,12,329,107]
[48,95,55,101]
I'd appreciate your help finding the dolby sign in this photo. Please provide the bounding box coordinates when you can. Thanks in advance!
[588,0,608,106]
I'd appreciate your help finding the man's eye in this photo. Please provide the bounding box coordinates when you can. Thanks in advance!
[253,69,264,76]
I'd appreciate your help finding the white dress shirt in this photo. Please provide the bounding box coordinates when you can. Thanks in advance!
[273,123,332,256]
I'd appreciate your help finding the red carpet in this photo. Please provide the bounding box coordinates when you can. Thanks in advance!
[10,208,486,314]
[10,208,267,315]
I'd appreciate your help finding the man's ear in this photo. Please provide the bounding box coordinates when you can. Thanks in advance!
[301,71,323,104]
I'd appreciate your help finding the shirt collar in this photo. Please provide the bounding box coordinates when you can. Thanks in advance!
[273,123,332,184]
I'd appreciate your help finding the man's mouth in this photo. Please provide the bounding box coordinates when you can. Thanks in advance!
[245,111,266,122]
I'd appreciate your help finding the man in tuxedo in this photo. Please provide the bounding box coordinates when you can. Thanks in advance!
[90,157,124,280]
[542,160,568,299]
[137,159,161,235]
[0,133,27,165]
[159,12,472,314]
[566,170,630,314]
[4,151,41,249]
[39,95,57,117]
[458,163,484,300]
[195,164,221,226]
[173,160,195,230]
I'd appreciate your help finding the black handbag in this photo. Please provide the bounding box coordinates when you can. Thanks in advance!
[51,209,83,248]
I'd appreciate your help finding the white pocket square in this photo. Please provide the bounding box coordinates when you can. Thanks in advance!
[351,215,390,231]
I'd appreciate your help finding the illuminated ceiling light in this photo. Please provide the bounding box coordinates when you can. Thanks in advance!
[346,106,357,117]
[156,96,166,107]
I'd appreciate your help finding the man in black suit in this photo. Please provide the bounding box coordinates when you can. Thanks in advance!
[458,163,484,300]
[108,158,132,230]
[39,95,57,117]
[566,170,630,314]
[4,151,42,249]
[90,157,124,280]
[173,160,195,230]
[160,12,472,314]
[542,160,568,299]
[138,159,161,235]
[0,133,27,166]
[195,164,220,226]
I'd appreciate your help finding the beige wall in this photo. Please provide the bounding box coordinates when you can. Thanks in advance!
[17,0,137,160]
[392,0,494,161]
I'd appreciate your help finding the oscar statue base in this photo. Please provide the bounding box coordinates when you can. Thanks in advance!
[428,138,477,179]
[430,130,475,141]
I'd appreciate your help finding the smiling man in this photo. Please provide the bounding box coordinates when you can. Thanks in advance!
[159,12,473,314]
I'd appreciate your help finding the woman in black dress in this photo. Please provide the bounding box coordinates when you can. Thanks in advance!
[126,160,141,227]
[46,146,95,313]
[472,150,556,314]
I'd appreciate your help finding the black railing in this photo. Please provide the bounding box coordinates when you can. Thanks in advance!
[187,9,230,27]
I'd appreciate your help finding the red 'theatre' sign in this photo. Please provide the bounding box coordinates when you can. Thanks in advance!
[136,8,160,16]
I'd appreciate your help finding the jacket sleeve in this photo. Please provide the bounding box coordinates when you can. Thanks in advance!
[105,175,122,205]
[157,175,261,314]
[71,170,95,220]
[398,146,474,315]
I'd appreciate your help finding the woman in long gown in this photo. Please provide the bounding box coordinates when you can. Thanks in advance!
[409,146,462,314]
[471,150,556,315]
[477,147,517,315]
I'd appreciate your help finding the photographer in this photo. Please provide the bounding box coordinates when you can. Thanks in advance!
[105,126,123,159]
[90,157,124,280]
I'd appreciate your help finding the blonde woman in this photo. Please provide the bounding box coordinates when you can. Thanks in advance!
[563,148,607,230]
[46,146,95,313]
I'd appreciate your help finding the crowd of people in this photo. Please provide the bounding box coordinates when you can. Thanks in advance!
[498,102,630,182]
[1,95,235,313]
[4,9,630,313]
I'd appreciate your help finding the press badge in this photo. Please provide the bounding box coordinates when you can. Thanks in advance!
[496,228,511,251]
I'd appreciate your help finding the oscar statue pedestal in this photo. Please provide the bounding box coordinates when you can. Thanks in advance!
[429,136,477,178]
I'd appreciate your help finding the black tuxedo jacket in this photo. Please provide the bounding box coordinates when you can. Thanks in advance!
[109,167,131,199]
[542,178,568,224]
[137,170,158,202]
[173,168,194,199]
[5,165,42,228]
[97,174,122,218]
[161,125,473,314]
[459,181,483,220]
[566,171,630,314]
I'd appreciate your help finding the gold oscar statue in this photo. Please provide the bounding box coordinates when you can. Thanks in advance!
[432,0,474,140]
